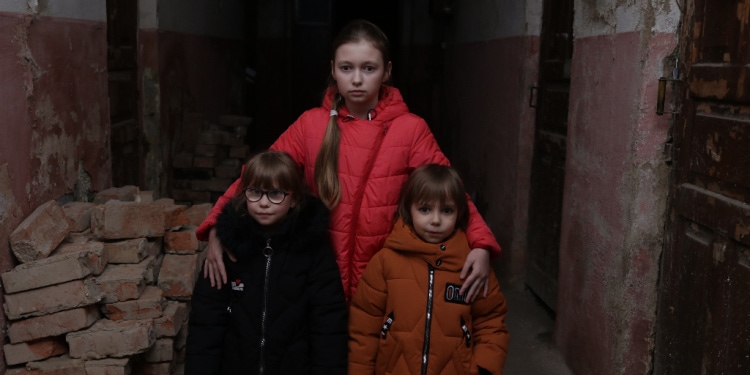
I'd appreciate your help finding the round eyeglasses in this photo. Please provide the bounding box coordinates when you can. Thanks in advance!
[244,187,289,204]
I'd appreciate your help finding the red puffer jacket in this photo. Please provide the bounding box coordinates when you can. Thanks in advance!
[196,86,501,300]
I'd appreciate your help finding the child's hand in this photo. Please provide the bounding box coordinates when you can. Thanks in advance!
[459,248,490,302]
[203,227,237,289]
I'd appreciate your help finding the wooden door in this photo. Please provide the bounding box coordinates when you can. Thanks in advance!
[525,0,574,311]
[654,1,750,373]
[107,0,141,188]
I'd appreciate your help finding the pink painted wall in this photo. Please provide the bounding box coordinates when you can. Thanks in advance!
[442,36,539,279]
[0,11,110,371]
[555,30,676,374]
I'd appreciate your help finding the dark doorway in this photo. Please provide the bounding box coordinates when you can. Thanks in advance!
[525,0,574,311]
[106,0,141,188]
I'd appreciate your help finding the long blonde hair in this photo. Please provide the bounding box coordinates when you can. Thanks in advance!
[314,19,392,209]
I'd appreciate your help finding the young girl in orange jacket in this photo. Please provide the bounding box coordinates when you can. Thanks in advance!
[348,164,509,375]
[197,19,501,302]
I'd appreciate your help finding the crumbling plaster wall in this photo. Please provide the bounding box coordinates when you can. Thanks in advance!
[555,0,680,374]
[0,0,110,370]
[440,0,542,282]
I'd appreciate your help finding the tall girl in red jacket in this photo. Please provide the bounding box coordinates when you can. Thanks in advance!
[197,19,501,302]
[349,164,509,375]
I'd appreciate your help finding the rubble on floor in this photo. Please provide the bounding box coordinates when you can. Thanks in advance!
[3,185,212,374]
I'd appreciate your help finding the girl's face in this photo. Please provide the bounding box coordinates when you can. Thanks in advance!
[331,40,392,119]
[245,186,295,231]
[410,200,458,244]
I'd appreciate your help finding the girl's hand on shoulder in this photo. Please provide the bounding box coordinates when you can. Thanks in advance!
[459,248,491,303]
[203,227,237,289]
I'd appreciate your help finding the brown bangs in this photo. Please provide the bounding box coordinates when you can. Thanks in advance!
[397,164,469,230]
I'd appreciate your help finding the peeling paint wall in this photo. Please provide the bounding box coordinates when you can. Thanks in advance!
[555,0,680,374]
[440,0,541,282]
[0,0,109,370]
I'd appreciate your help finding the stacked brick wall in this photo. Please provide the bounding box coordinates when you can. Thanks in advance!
[3,186,212,374]
[171,114,252,205]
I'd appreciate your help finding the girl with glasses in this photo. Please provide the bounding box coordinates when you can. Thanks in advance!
[197,19,501,304]
[186,150,347,375]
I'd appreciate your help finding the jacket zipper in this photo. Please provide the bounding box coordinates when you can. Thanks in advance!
[421,264,435,375]
[259,238,273,375]
[346,122,391,295]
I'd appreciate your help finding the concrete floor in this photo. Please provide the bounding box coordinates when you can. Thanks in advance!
[501,280,575,375]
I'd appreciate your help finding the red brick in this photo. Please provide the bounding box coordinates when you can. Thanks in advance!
[55,242,108,275]
[139,191,155,203]
[61,202,96,232]
[12,354,86,374]
[7,306,100,344]
[93,186,140,204]
[94,263,148,303]
[184,203,212,227]
[3,337,67,366]
[163,205,190,230]
[143,338,173,363]
[132,360,174,375]
[91,202,165,240]
[152,198,176,206]
[64,229,94,244]
[67,319,155,360]
[2,242,105,293]
[102,285,164,321]
[10,200,73,263]
[104,238,148,264]
[164,229,199,254]
[84,357,132,375]
[154,301,188,338]
[157,254,200,300]
[4,279,103,320]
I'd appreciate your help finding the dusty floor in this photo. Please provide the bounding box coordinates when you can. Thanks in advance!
[501,280,574,375]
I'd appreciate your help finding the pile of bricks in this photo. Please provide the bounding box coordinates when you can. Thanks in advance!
[171,114,253,205]
[3,186,212,374]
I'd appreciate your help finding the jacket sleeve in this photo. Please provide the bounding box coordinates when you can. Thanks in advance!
[348,252,388,374]
[407,119,501,257]
[195,180,241,241]
[470,271,509,375]
[308,242,349,375]
[185,260,232,374]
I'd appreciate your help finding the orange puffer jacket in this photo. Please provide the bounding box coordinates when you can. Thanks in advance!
[196,86,501,300]
[349,219,509,375]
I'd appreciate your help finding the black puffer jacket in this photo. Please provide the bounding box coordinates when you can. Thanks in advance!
[185,197,347,375]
